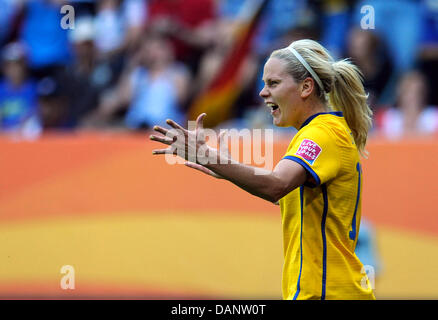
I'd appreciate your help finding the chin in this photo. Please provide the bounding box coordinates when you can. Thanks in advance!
[273,117,295,128]
[273,118,285,127]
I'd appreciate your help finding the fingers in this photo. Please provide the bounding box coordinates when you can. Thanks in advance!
[152,148,175,155]
[152,124,181,144]
[184,161,202,170]
[151,117,208,159]
[153,125,170,136]
[184,161,213,175]
[149,134,174,145]
[152,148,169,155]
[166,119,186,132]
[185,161,223,179]
[155,117,203,135]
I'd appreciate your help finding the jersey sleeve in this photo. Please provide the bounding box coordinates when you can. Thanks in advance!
[283,124,341,187]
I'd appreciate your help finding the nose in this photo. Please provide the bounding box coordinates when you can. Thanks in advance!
[259,85,269,98]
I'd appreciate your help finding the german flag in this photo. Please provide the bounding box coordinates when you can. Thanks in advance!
[188,0,269,128]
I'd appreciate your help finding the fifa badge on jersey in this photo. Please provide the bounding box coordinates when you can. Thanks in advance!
[295,139,322,165]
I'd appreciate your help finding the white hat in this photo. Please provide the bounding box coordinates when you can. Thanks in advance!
[69,16,95,43]
[2,42,27,61]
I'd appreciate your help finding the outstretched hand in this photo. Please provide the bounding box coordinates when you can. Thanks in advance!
[150,113,227,179]
[150,113,207,157]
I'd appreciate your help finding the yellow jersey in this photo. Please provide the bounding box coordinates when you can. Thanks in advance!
[279,112,375,300]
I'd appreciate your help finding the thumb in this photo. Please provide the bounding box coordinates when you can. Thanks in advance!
[196,113,207,131]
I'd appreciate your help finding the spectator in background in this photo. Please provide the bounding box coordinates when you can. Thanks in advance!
[92,0,148,95]
[60,16,100,128]
[94,0,125,58]
[417,0,438,107]
[71,0,147,58]
[346,28,393,111]
[375,71,438,139]
[121,0,149,54]
[84,32,190,130]
[218,0,309,57]
[92,0,127,92]
[220,0,312,92]
[258,0,311,55]
[70,0,96,17]
[0,42,41,139]
[19,0,71,79]
[147,0,217,74]
[320,0,351,60]
[37,76,68,129]
[353,0,422,106]
[354,0,422,74]
[0,0,21,46]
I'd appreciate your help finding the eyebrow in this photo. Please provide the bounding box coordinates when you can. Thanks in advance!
[262,78,280,83]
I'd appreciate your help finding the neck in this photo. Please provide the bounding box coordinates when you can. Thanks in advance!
[296,97,328,128]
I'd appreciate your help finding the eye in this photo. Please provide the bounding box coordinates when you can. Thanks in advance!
[268,80,279,87]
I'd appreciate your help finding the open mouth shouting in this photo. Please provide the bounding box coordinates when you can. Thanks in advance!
[266,102,280,115]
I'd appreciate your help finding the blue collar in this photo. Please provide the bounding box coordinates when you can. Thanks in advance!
[299,111,343,129]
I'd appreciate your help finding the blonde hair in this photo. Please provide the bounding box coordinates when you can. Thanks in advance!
[270,39,373,157]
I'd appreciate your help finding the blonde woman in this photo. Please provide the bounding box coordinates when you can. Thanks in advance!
[150,39,375,300]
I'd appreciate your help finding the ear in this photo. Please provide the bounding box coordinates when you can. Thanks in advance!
[301,78,314,99]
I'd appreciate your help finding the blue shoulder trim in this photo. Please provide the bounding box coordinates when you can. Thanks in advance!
[283,155,321,187]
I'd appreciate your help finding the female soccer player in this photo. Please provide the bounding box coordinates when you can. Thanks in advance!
[150,39,375,300]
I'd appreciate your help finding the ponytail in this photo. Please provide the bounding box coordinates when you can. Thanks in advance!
[329,59,373,157]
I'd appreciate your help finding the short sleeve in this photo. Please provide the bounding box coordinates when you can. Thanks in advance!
[283,125,341,187]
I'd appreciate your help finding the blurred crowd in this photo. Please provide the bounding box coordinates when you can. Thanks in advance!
[0,0,437,139]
